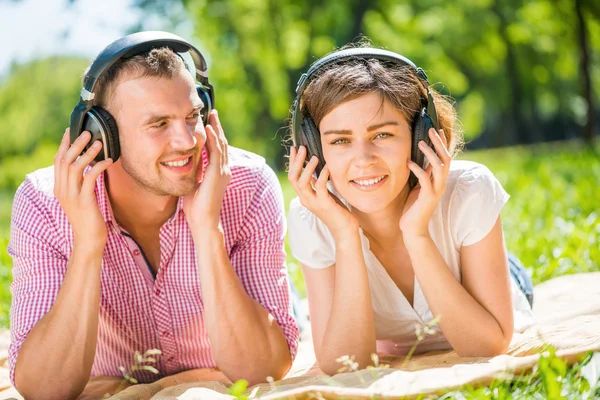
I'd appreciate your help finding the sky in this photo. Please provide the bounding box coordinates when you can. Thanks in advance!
[0,0,144,78]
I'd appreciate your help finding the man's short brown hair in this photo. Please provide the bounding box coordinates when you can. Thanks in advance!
[84,47,188,111]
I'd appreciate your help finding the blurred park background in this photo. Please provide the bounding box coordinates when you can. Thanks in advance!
[0,0,599,330]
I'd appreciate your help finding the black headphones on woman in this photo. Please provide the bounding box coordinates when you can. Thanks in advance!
[69,31,214,163]
[291,48,438,188]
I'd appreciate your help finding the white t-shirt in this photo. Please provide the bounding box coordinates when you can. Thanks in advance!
[288,160,535,355]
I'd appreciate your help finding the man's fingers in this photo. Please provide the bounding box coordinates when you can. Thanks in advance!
[82,159,113,195]
[205,124,220,164]
[54,129,71,196]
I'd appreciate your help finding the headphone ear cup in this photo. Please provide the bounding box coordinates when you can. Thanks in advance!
[82,106,121,163]
[301,116,325,175]
[409,108,431,188]
[197,85,213,125]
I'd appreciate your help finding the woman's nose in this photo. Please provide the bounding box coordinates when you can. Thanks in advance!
[352,142,378,167]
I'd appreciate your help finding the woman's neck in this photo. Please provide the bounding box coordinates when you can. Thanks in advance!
[353,185,411,248]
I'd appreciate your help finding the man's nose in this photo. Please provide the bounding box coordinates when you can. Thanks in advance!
[170,120,197,150]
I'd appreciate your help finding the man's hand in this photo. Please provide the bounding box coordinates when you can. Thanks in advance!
[183,110,231,234]
[54,128,113,255]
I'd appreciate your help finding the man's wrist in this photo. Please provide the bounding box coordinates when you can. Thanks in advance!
[191,224,225,247]
[72,239,105,266]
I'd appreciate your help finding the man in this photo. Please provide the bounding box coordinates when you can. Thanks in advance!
[8,32,299,399]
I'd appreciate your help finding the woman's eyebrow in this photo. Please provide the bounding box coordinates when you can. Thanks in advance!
[367,121,399,131]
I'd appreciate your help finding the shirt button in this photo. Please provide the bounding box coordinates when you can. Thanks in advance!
[167,356,175,362]
[162,331,170,337]
[133,249,141,256]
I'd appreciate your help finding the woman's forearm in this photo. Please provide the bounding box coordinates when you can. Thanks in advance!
[405,235,512,356]
[318,229,377,374]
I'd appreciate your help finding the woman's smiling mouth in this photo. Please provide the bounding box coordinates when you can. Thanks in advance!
[350,175,388,190]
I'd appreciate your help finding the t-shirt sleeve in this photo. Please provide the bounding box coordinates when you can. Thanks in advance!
[287,197,336,269]
[449,163,510,247]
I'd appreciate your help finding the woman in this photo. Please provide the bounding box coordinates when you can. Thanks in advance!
[286,46,535,375]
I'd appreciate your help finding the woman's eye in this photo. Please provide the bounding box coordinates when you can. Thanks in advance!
[330,138,350,145]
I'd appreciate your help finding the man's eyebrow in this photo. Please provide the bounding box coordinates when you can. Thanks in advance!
[142,104,204,126]
[143,114,172,126]
[322,129,352,136]
[321,121,400,136]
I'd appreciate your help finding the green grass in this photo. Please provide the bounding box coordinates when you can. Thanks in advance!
[1,139,599,397]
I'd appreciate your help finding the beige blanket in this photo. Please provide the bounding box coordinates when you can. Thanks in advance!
[2,272,599,399]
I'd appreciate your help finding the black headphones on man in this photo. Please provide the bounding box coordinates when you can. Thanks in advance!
[291,48,438,188]
[70,31,214,163]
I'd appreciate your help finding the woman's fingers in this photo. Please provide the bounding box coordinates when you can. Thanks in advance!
[408,159,433,193]
[287,146,307,184]
[430,128,451,164]
[297,156,318,189]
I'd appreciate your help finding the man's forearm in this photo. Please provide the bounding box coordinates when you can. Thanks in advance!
[14,246,103,399]
[193,229,292,385]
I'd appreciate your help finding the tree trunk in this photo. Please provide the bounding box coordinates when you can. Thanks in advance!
[491,0,529,145]
[575,0,596,144]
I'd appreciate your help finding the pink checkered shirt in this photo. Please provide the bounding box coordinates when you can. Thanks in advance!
[7,146,299,385]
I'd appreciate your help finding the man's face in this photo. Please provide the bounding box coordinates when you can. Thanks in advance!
[110,70,206,197]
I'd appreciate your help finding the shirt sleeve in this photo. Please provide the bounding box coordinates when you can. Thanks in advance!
[229,164,300,360]
[449,163,510,247]
[287,197,336,269]
[7,178,68,386]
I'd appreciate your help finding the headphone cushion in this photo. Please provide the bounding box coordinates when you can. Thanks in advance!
[302,117,326,175]
[83,106,121,162]
[196,85,212,125]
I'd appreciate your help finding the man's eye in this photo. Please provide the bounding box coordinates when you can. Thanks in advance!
[331,138,349,145]
[374,132,392,139]
[152,121,167,129]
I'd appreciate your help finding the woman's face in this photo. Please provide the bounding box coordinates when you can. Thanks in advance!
[319,92,412,214]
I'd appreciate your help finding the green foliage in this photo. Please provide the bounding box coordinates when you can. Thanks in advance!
[462,141,600,283]
[134,0,600,159]
[0,57,89,159]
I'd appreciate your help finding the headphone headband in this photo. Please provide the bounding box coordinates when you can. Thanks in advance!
[82,31,209,97]
[295,48,430,96]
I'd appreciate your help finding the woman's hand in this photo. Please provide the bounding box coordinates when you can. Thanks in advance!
[400,128,451,238]
[288,146,358,237]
